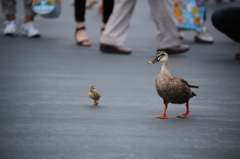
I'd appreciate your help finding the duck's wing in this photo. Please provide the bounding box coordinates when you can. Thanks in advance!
[156,77,189,101]
[93,91,101,100]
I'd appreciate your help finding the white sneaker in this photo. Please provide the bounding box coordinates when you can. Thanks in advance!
[3,20,17,36]
[22,21,40,38]
[195,26,214,44]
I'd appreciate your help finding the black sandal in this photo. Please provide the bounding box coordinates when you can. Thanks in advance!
[75,27,91,47]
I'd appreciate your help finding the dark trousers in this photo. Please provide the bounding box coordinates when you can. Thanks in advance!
[74,0,114,24]
[211,7,240,43]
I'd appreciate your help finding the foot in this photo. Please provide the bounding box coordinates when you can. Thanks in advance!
[177,113,189,118]
[100,43,132,54]
[235,52,240,60]
[75,28,91,46]
[91,105,97,108]
[86,0,97,8]
[155,114,168,119]
[3,20,17,36]
[22,21,40,38]
[195,26,213,44]
[158,44,189,54]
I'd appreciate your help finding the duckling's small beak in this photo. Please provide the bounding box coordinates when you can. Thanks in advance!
[148,58,159,64]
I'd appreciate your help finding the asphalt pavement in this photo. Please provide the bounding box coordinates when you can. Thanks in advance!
[0,1,240,159]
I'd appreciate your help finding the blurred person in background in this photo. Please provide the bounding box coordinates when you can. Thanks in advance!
[74,0,114,46]
[1,0,40,37]
[100,0,189,54]
[211,0,240,60]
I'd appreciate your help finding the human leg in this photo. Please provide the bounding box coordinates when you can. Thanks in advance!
[22,0,40,37]
[195,6,214,44]
[1,0,17,36]
[75,0,91,46]
[101,0,114,33]
[86,0,97,8]
[100,0,136,47]
[148,0,189,54]
[102,0,114,24]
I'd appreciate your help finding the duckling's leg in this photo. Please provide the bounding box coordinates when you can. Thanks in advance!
[155,104,168,119]
[91,101,98,108]
[177,103,190,118]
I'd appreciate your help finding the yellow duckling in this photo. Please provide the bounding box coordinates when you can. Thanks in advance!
[88,86,101,108]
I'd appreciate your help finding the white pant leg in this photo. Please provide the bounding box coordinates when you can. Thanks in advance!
[100,0,137,46]
[148,0,181,49]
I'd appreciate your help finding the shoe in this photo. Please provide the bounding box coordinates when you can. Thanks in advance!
[75,27,91,47]
[3,20,17,36]
[22,21,40,38]
[195,26,213,44]
[158,44,189,54]
[235,52,240,60]
[100,43,132,54]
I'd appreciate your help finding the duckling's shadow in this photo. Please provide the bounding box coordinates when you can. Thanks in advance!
[85,105,107,109]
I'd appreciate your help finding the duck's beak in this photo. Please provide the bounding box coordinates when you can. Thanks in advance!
[148,58,159,64]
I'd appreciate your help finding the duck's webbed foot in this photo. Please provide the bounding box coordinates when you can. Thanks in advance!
[177,103,190,118]
[91,101,98,108]
[155,114,168,119]
[177,112,189,118]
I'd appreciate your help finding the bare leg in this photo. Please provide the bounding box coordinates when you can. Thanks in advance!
[6,15,15,21]
[25,15,34,23]
[177,103,190,118]
[155,104,168,119]
[76,22,91,46]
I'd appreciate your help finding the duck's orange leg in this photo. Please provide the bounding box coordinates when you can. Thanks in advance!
[155,105,168,119]
[177,103,190,118]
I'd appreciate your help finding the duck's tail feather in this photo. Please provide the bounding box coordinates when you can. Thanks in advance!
[189,85,199,88]
[192,92,197,96]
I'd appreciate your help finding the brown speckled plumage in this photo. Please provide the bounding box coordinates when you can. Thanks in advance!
[148,51,199,119]
[156,74,197,104]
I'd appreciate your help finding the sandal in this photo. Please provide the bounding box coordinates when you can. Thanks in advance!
[75,27,91,47]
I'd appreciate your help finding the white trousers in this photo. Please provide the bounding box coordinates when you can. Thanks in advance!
[101,0,181,49]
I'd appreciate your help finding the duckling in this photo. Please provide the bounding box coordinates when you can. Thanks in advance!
[88,86,101,108]
[148,51,199,119]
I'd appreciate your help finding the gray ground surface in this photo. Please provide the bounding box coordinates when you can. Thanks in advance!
[0,1,240,159]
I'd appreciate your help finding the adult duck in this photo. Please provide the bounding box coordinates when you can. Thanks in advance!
[148,51,199,119]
